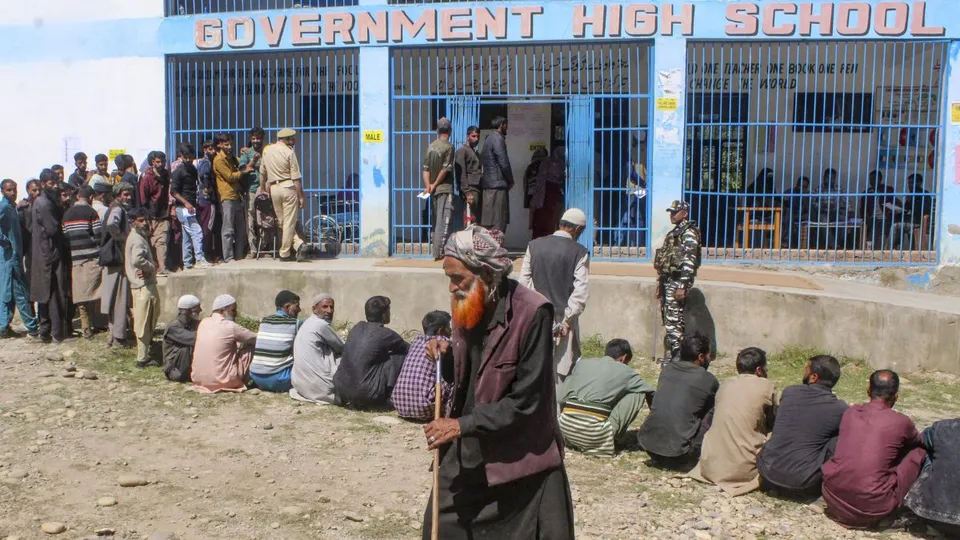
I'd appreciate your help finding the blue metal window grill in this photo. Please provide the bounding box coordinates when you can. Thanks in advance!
[391,43,653,260]
[683,40,946,266]
[166,50,361,256]
[167,0,356,17]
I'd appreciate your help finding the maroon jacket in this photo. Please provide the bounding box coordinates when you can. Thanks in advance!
[139,168,170,221]
[822,399,925,525]
[449,280,563,486]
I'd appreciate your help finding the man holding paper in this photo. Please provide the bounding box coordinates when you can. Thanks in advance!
[423,117,455,261]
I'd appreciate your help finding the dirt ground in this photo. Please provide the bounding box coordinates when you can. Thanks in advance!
[1,333,958,540]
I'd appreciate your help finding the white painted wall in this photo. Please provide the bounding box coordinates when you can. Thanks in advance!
[0,57,166,192]
[0,0,163,25]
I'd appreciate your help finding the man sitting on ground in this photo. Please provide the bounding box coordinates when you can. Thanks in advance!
[334,296,410,409]
[290,293,344,405]
[690,348,778,496]
[822,370,927,528]
[249,290,302,392]
[638,332,718,467]
[162,295,202,383]
[757,355,847,497]
[191,294,258,393]
[392,311,454,422]
[905,418,960,538]
[558,339,654,457]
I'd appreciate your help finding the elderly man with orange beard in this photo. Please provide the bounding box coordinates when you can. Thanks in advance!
[421,226,575,540]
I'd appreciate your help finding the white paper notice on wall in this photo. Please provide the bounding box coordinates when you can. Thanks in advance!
[63,136,82,164]
[656,69,683,96]
[509,106,551,139]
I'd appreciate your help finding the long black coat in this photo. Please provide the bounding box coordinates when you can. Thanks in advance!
[29,190,68,303]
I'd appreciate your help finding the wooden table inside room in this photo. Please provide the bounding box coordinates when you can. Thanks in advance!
[735,207,782,250]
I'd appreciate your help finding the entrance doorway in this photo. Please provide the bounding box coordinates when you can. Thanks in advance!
[390,43,653,260]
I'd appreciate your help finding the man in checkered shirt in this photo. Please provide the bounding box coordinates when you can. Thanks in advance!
[391,311,454,422]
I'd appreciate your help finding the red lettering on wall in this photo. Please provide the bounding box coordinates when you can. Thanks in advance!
[475,7,508,40]
[797,3,834,36]
[356,11,388,44]
[725,3,759,36]
[910,1,945,36]
[836,2,871,36]
[259,15,286,47]
[439,8,473,41]
[625,4,658,36]
[390,10,437,43]
[323,12,355,45]
[226,17,255,48]
[195,19,223,50]
[290,14,321,45]
[661,3,694,36]
[874,2,908,36]
[511,6,543,39]
[572,5,605,38]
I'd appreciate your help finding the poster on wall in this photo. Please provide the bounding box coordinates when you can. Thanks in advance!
[876,127,937,173]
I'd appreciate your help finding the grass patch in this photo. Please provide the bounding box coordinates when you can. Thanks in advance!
[359,516,416,539]
[235,314,260,333]
[645,486,703,509]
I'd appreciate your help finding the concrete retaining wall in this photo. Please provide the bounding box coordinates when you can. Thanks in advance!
[160,266,960,375]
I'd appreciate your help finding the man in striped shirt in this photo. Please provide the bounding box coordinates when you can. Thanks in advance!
[249,290,302,392]
[62,185,103,339]
[558,339,654,457]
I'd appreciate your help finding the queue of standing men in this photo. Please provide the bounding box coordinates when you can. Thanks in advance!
[0,127,309,348]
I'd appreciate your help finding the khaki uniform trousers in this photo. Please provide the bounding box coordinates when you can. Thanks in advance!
[132,284,160,364]
[270,181,305,258]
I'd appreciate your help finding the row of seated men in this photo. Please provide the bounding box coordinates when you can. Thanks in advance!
[557,333,958,535]
[159,292,957,534]
[161,291,451,421]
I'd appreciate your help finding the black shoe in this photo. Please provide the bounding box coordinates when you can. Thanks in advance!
[39,334,52,344]
[83,329,95,340]
[279,255,295,262]
[135,361,150,369]
[295,244,309,262]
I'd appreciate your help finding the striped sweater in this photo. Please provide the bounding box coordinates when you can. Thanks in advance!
[250,310,300,375]
[62,202,103,265]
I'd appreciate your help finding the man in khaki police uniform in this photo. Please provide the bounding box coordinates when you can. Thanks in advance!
[259,128,308,262]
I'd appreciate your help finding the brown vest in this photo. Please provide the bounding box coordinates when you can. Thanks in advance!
[451,279,564,486]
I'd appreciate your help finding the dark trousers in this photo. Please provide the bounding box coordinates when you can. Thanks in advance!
[37,288,67,341]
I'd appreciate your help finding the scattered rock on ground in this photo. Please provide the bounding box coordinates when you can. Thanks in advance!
[118,475,148,487]
[146,532,177,540]
[40,522,66,534]
[279,506,303,516]
[373,416,401,426]
[7,469,28,479]
[94,527,115,536]
[262,423,273,430]
[343,512,364,522]
[96,497,118,507]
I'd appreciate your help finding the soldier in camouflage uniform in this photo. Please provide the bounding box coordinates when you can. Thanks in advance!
[653,200,701,361]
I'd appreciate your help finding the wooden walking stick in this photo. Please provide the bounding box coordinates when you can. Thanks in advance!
[431,352,442,540]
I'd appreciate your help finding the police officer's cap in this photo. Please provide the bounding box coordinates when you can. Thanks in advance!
[666,200,690,213]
